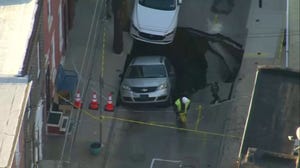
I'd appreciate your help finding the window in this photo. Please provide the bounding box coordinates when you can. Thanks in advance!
[59,116,69,132]
[47,0,53,30]
[125,65,167,78]
[139,0,176,10]
[58,1,64,51]
[51,34,56,84]
[37,42,40,80]
[164,59,174,76]
[44,51,49,73]
[47,111,62,126]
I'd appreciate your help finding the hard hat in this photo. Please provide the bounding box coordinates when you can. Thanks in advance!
[182,97,189,104]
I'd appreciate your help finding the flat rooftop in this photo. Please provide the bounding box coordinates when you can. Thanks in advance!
[0,77,31,168]
[0,0,37,167]
[240,67,300,167]
[0,0,38,75]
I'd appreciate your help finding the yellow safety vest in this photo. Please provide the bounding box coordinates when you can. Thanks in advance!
[175,98,191,114]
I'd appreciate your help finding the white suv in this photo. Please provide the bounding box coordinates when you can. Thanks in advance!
[130,0,182,45]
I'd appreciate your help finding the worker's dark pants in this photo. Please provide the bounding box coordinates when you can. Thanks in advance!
[210,93,221,104]
[176,118,186,128]
[175,112,186,128]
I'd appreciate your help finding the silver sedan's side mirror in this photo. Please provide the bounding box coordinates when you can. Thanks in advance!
[178,0,182,5]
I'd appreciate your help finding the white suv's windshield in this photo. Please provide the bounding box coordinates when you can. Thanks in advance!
[125,65,167,78]
[139,0,176,11]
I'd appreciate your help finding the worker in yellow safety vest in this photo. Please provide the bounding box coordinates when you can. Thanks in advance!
[174,96,191,124]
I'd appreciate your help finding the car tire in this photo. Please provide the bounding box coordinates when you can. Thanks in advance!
[157,95,172,108]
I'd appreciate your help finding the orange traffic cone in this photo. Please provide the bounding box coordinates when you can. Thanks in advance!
[74,90,82,109]
[105,93,114,112]
[89,92,99,110]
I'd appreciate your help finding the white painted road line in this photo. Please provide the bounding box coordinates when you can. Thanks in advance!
[150,158,182,168]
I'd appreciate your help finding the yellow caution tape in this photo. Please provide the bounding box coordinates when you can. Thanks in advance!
[57,94,240,139]
[194,105,202,130]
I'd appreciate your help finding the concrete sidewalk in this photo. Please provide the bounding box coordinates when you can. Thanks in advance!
[288,0,300,70]
[67,20,133,168]
[217,0,299,167]
[43,0,132,167]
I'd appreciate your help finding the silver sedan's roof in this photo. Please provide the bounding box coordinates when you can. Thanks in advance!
[130,56,165,66]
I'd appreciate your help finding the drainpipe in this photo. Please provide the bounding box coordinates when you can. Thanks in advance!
[285,0,289,68]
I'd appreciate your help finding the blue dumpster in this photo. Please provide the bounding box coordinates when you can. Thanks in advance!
[55,64,78,95]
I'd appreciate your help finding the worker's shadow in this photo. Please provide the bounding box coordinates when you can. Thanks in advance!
[176,129,188,152]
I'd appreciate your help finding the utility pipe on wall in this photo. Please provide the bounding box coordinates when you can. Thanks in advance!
[285,0,289,67]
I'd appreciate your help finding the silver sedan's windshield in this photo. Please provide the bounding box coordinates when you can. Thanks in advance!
[139,0,176,11]
[125,65,167,78]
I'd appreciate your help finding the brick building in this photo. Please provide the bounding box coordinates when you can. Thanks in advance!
[0,0,74,167]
